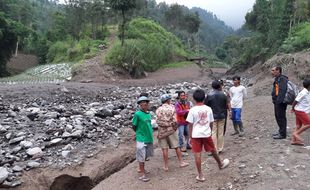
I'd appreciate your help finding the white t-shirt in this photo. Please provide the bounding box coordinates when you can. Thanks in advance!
[186,105,214,138]
[295,88,310,114]
[229,85,247,108]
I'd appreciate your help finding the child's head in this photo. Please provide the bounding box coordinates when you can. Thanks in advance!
[303,78,310,90]
[137,96,150,111]
[211,80,221,90]
[193,89,205,103]
[177,90,186,101]
[232,76,241,86]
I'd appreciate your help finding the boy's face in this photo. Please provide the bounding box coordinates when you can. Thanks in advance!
[233,79,240,86]
[139,101,149,110]
[271,67,280,77]
[179,93,186,101]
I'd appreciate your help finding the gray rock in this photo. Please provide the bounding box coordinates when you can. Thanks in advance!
[9,136,25,144]
[61,151,71,158]
[45,112,59,119]
[114,115,122,119]
[27,161,40,168]
[26,147,43,156]
[85,109,96,117]
[62,131,71,138]
[20,141,33,148]
[12,146,22,153]
[50,138,62,145]
[0,180,22,187]
[89,102,101,107]
[16,132,26,137]
[26,107,41,113]
[74,125,83,130]
[44,119,54,126]
[0,167,9,183]
[8,110,17,117]
[70,130,82,137]
[12,165,23,172]
[63,144,74,150]
[5,133,12,140]
[0,125,7,133]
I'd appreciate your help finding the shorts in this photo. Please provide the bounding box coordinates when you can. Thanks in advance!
[191,137,216,153]
[136,142,154,163]
[158,131,179,149]
[295,110,310,126]
[231,108,242,122]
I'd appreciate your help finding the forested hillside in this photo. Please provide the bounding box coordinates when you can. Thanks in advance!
[217,0,310,70]
[0,0,233,77]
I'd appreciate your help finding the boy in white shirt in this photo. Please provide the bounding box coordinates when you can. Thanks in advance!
[186,89,229,182]
[229,76,247,137]
[291,79,310,146]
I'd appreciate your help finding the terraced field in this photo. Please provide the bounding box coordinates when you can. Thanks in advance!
[0,63,72,84]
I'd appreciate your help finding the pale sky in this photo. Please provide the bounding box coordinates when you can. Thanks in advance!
[156,0,256,29]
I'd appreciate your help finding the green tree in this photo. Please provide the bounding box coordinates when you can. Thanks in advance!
[108,0,137,46]
[0,14,17,77]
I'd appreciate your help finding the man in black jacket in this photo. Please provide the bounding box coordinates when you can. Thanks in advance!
[271,66,288,139]
[205,80,231,153]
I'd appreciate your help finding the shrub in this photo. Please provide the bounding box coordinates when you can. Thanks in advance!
[281,22,310,53]
[105,18,187,78]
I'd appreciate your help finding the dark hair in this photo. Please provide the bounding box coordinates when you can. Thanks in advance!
[303,78,310,88]
[212,80,221,90]
[177,90,185,97]
[275,66,282,74]
[219,79,224,86]
[139,92,149,98]
[232,76,241,81]
[193,89,205,102]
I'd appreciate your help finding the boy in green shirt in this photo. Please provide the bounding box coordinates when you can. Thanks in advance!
[132,96,154,182]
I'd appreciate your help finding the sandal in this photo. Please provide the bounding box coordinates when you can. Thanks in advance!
[138,176,150,182]
[291,141,305,146]
[293,133,303,142]
[137,169,150,174]
[163,167,169,171]
[180,162,189,168]
[220,159,230,169]
[196,175,205,182]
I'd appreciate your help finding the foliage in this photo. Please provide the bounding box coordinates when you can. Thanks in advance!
[281,22,310,52]
[106,18,187,78]
[47,38,105,63]
[108,0,137,46]
[160,61,193,69]
[0,13,17,77]
[217,0,310,70]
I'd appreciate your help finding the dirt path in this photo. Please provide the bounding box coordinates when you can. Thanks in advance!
[93,86,310,190]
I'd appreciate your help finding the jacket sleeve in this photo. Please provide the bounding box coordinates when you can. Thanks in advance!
[276,76,288,104]
[175,102,188,116]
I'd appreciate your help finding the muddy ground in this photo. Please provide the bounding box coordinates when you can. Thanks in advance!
[1,63,310,190]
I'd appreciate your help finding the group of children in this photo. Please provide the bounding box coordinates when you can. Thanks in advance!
[132,88,231,182]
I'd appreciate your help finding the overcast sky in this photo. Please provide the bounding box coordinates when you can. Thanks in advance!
[156,0,256,29]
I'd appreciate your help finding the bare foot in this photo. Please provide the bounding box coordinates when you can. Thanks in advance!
[163,166,168,171]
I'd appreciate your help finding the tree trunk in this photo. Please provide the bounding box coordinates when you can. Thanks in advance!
[121,10,125,47]
[15,41,19,57]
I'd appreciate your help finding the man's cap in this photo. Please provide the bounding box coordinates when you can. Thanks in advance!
[160,94,171,103]
[137,96,150,104]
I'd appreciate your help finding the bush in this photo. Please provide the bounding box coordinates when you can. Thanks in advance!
[47,41,70,63]
[105,18,187,78]
[281,22,310,53]
[46,38,105,63]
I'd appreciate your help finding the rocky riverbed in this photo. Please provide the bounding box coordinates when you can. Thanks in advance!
[0,81,212,188]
